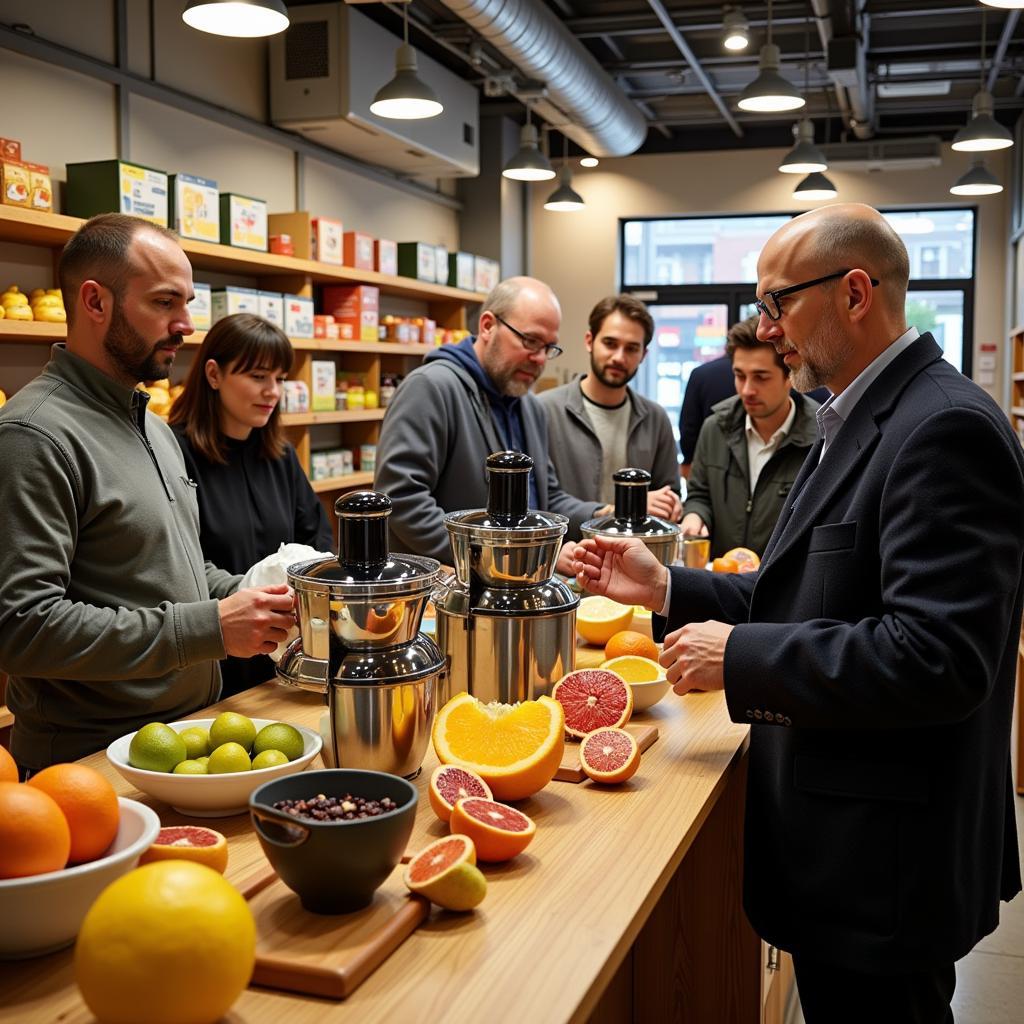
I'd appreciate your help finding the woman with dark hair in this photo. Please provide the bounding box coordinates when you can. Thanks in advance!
[170,313,333,697]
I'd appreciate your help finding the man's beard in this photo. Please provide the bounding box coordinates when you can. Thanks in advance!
[480,347,538,397]
[590,354,636,390]
[788,306,846,393]
[103,304,179,383]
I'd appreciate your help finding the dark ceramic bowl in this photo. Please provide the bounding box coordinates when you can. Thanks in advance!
[249,768,418,914]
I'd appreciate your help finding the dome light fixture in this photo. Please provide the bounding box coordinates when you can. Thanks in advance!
[738,2,804,113]
[722,7,750,51]
[949,159,1003,196]
[952,13,1013,152]
[182,0,288,38]
[370,3,443,120]
[779,120,827,174]
[544,165,585,212]
[502,107,555,181]
[979,1,1024,9]
[580,156,600,168]
[793,171,837,201]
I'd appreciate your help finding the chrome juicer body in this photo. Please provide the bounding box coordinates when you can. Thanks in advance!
[434,452,579,705]
[276,491,444,779]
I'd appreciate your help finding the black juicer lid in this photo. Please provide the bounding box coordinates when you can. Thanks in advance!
[581,468,680,538]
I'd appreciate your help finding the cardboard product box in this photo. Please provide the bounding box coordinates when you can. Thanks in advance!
[257,291,284,329]
[25,164,52,213]
[396,242,436,283]
[311,217,343,265]
[415,317,437,347]
[211,286,259,323]
[433,245,449,286]
[475,256,500,293]
[0,138,21,161]
[322,285,379,342]
[1,160,30,208]
[219,193,268,251]
[344,231,374,271]
[448,252,475,291]
[188,282,212,331]
[311,360,337,412]
[375,238,397,276]
[284,293,315,339]
[310,450,332,481]
[169,173,219,243]
[314,314,339,340]
[281,380,309,413]
[66,160,168,226]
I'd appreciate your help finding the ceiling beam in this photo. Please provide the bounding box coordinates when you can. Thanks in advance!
[987,11,1021,93]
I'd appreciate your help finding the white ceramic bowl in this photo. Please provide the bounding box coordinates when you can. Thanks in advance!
[106,717,322,817]
[630,677,671,713]
[0,797,161,959]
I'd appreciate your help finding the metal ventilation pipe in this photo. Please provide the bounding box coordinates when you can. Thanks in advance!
[810,0,874,140]
[436,0,648,157]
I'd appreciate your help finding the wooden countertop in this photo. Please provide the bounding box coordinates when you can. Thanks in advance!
[2,649,749,1024]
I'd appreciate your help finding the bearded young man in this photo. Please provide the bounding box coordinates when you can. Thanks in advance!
[538,293,681,522]
[374,276,602,568]
[0,214,296,772]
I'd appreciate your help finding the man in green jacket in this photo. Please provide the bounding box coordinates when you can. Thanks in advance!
[682,316,819,558]
[0,214,296,771]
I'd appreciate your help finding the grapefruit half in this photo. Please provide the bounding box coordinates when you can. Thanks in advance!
[552,668,633,739]
[428,764,493,824]
[404,835,486,911]
[449,797,536,862]
[138,826,229,874]
[579,728,641,784]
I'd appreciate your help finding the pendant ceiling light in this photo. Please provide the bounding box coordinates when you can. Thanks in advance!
[979,1,1024,8]
[949,159,1003,196]
[502,107,555,181]
[793,171,837,201]
[779,120,828,173]
[722,6,750,51]
[182,0,288,38]
[738,0,805,112]
[544,137,585,212]
[952,12,1013,152]
[370,2,443,120]
[580,156,600,167]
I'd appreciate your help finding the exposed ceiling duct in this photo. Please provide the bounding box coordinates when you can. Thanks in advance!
[435,0,648,157]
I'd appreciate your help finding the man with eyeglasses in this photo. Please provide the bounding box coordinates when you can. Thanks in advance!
[375,276,603,567]
[539,293,681,520]
[572,203,1023,1024]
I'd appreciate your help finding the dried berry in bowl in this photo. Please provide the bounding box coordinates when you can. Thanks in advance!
[273,793,398,822]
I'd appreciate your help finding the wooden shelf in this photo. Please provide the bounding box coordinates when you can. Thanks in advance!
[1012,372,1024,382]
[0,205,485,305]
[0,320,65,343]
[310,471,374,493]
[280,409,385,427]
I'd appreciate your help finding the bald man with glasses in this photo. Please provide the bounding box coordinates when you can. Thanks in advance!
[375,276,603,567]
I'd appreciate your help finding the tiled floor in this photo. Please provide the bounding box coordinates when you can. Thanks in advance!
[789,793,1024,1024]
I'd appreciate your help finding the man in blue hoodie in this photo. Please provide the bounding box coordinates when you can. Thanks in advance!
[374,276,603,566]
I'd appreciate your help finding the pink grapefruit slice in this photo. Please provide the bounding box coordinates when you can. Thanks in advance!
[403,835,487,911]
[449,797,536,862]
[552,668,633,739]
[428,764,493,824]
[579,728,641,784]
[138,825,229,873]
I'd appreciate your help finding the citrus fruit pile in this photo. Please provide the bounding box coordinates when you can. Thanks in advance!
[0,762,120,879]
[75,860,255,1024]
[576,595,634,645]
[128,713,305,775]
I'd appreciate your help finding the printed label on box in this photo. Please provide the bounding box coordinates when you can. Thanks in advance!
[1,161,30,208]
[226,195,268,251]
[311,360,337,412]
[312,218,343,265]
[211,286,259,323]
[120,164,168,226]
[375,239,397,276]
[258,291,284,328]
[174,174,219,242]
[284,294,314,338]
[188,283,212,331]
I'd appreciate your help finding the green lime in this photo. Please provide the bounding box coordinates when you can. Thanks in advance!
[207,742,252,774]
[208,712,256,754]
[178,726,210,760]
[196,756,210,768]
[129,723,188,773]
[173,759,208,775]
[251,749,289,770]
[252,723,304,762]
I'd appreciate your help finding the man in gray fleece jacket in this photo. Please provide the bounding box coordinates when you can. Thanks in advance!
[375,277,602,567]
[0,214,296,770]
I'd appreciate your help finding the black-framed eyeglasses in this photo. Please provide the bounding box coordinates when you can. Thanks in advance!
[493,314,563,359]
[753,269,880,321]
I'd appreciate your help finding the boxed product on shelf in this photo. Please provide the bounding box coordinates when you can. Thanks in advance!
[258,290,284,329]
[475,256,500,293]
[375,238,397,276]
[314,314,339,340]
[322,284,379,342]
[1,159,30,208]
[281,380,309,413]
[66,159,169,226]
[433,245,449,287]
[188,283,212,330]
[380,375,402,407]
[359,444,377,474]
[269,233,293,256]
[168,173,219,243]
[311,360,337,411]
[344,231,374,271]
[219,193,267,251]
[26,164,52,213]
[310,448,354,481]
[283,293,314,338]
[396,242,436,283]
[311,217,343,265]
[448,252,475,291]
[0,138,20,161]
[211,285,259,323]
[415,316,437,346]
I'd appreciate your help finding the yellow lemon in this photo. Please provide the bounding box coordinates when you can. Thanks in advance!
[576,595,634,646]
[75,861,255,1024]
[600,655,666,684]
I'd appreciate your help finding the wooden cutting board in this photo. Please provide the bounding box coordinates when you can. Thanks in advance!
[236,862,429,1000]
[555,722,659,783]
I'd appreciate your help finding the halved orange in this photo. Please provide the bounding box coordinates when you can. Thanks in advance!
[722,546,760,568]
[432,693,565,801]
[449,797,536,862]
[576,596,634,646]
[138,826,229,874]
[599,655,665,685]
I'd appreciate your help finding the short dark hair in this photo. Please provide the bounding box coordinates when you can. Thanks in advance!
[58,213,180,326]
[725,314,787,373]
[588,294,655,348]
[169,313,294,464]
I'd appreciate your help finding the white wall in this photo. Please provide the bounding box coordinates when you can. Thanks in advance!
[530,146,1011,403]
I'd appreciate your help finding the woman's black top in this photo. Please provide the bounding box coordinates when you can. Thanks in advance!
[172,427,334,698]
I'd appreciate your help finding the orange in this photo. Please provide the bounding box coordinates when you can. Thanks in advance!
[604,629,658,661]
[576,596,634,646]
[600,655,666,684]
[28,763,120,865]
[404,835,487,911]
[449,797,536,862]
[0,745,17,783]
[432,692,565,801]
[722,546,761,568]
[711,557,739,573]
[138,826,229,874]
[0,780,71,878]
[580,728,641,785]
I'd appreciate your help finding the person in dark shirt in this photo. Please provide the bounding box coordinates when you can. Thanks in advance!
[169,313,333,697]
[678,354,735,475]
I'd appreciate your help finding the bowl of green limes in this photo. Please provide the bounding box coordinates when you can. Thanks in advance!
[106,713,322,816]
